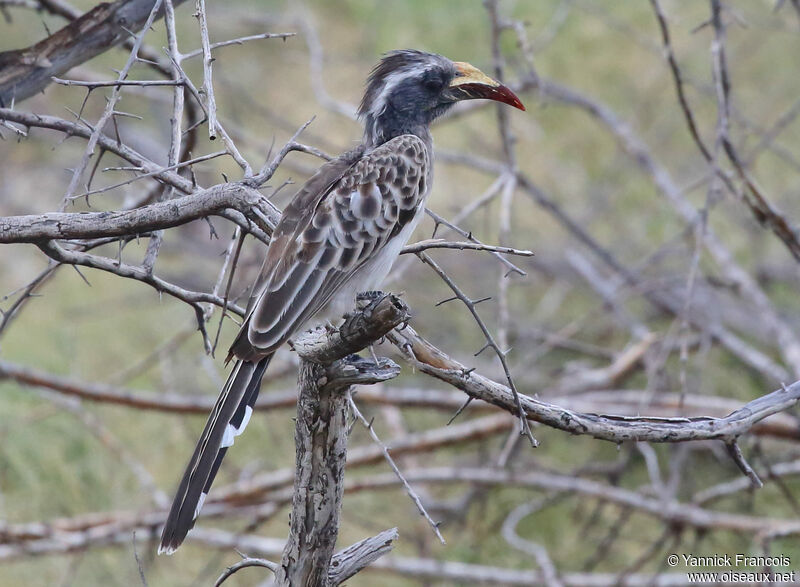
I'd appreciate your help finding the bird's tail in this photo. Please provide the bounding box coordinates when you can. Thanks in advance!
[158,355,272,555]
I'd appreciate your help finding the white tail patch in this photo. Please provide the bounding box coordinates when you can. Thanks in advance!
[221,405,252,449]
[221,424,236,448]
[237,406,253,435]
[193,492,207,520]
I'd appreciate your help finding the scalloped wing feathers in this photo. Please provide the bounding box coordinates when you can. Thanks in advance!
[228,135,429,362]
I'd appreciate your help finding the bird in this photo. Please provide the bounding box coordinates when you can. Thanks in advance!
[158,49,524,555]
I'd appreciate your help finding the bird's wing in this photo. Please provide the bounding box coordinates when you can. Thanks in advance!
[229,134,429,361]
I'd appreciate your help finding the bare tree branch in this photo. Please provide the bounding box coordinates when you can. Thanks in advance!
[274,294,407,585]
[0,182,278,243]
[0,0,189,105]
[388,323,800,444]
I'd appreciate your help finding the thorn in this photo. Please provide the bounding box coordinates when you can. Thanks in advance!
[474,343,490,357]
[435,296,458,307]
[71,265,91,287]
[522,426,539,448]
[690,18,712,34]
[448,396,473,425]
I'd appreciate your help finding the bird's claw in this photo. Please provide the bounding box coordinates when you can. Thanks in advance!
[356,290,387,311]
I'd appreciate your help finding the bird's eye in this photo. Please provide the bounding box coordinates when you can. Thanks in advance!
[422,73,444,91]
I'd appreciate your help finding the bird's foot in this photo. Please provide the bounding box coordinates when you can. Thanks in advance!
[356,290,387,310]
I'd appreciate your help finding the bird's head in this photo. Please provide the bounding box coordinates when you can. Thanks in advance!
[358,49,525,146]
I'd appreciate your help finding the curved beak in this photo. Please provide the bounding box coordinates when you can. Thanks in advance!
[448,61,525,111]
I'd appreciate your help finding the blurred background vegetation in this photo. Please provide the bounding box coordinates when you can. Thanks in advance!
[2,0,800,585]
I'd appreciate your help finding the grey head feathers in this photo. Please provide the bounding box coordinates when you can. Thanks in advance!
[358,50,457,147]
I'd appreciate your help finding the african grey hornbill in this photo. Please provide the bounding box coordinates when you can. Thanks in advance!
[158,49,524,554]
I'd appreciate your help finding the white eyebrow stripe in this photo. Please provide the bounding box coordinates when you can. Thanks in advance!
[369,67,414,120]
[368,62,442,121]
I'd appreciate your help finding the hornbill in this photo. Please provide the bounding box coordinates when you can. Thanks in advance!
[159,49,525,554]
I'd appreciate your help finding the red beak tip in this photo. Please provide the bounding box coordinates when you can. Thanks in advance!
[496,84,525,112]
[455,82,526,112]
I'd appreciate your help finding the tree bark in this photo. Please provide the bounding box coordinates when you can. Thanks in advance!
[0,182,277,244]
[275,361,350,586]
[273,293,409,586]
[0,0,187,106]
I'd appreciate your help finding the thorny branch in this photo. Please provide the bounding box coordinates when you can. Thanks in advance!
[650,0,800,263]
[347,393,446,544]
[0,0,190,105]
[417,251,537,446]
[387,323,800,445]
